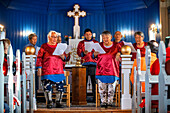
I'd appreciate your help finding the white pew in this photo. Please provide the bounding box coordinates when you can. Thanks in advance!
[136,49,146,113]
[158,41,170,113]
[13,50,21,113]
[134,47,159,113]
[145,46,159,113]
[0,41,4,112]
[7,45,14,113]
[132,67,137,113]
[0,42,32,113]
[21,52,27,113]
[25,55,37,113]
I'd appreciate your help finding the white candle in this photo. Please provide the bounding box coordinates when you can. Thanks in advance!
[93,33,96,38]
[100,34,102,42]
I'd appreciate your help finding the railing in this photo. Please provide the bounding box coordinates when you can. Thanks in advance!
[0,42,35,113]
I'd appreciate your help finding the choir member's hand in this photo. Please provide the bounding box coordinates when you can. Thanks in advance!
[116,52,121,62]
[37,68,42,77]
[84,50,88,55]
[66,53,70,58]
[60,54,65,60]
[94,51,99,57]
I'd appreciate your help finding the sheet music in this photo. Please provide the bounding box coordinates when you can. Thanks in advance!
[35,47,40,55]
[93,43,106,54]
[53,43,67,55]
[65,45,72,54]
[123,41,136,53]
[85,41,94,52]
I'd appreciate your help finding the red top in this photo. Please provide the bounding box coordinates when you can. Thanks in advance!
[3,57,8,76]
[166,47,170,62]
[132,42,147,61]
[113,41,124,48]
[36,43,65,76]
[77,39,98,64]
[95,42,121,77]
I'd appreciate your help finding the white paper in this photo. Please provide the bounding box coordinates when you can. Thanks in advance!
[93,43,106,54]
[123,41,136,53]
[35,47,40,55]
[85,41,94,52]
[65,45,72,54]
[53,43,67,55]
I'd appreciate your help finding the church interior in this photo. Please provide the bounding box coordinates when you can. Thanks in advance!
[0,0,170,113]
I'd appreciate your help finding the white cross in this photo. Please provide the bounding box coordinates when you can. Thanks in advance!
[67,4,86,39]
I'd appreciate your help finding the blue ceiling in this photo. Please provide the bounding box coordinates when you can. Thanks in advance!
[0,0,157,13]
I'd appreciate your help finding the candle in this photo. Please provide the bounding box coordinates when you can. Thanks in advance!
[93,33,96,38]
[100,34,102,42]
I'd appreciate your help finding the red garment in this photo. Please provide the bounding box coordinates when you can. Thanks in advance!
[36,43,65,76]
[95,42,121,77]
[150,58,160,105]
[77,39,98,63]
[3,57,7,76]
[166,47,170,62]
[139,99,145,108]
[132,42,147,61]
[114,41,124,48]
[3,56,22,76]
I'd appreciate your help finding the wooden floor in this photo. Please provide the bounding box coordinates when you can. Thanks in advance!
[29,103,132,113]
[33,107,132,113]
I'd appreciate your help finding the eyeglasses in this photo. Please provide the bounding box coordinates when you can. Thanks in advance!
[51,36,58,38]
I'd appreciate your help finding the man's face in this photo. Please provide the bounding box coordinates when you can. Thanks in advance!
[29,36,37,46]
[48,32,58,45]
[135,34,144,44]
[57,36,62,43]
[114,31,122,42]
[102,34,112,45]
[84,31,92,40]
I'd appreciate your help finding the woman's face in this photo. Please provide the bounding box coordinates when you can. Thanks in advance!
[48,32,58,45]
[135,34,144,44]
[102,34,112,45]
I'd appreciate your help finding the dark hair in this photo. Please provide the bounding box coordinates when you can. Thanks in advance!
[134,31,144,38]
[102,31,111,36]
[0,38,11,49]
[147,40,159,54]
[28,33,37,40]
[165,37,170,48]
[84,28,92,34]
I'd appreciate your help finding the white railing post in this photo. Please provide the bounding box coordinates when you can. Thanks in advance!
[145,46,151,113]
[121,54,133,109]
[159,41,167,113]
[0,41,4,112]
[7,45,14,113]
[22,52,27,113]
[16,49,21,113]
[136,49,142,113]
[29,55,34,113]
[132,67,137,113]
